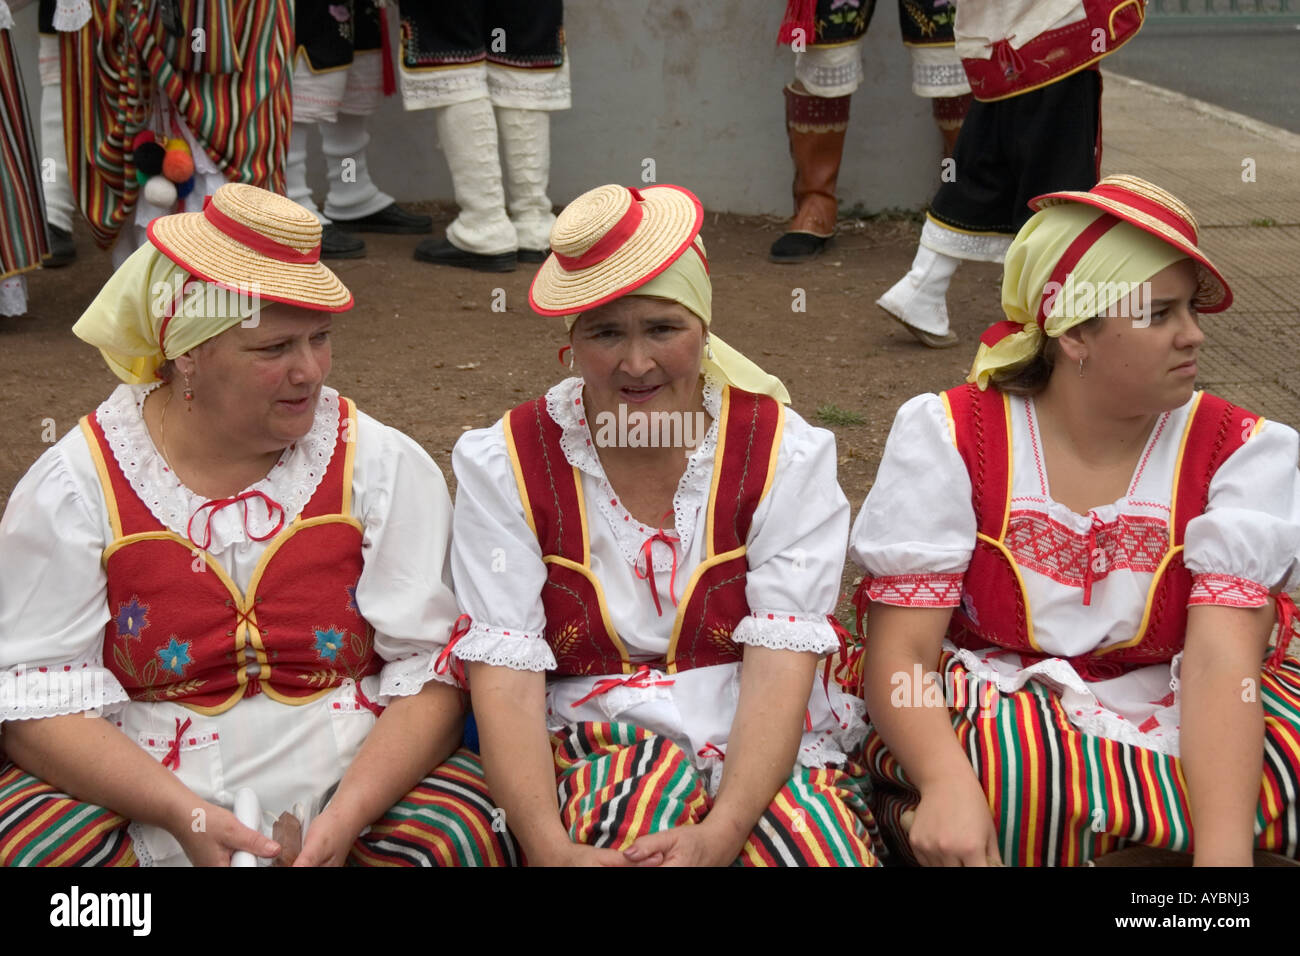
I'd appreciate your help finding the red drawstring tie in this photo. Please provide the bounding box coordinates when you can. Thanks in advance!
[697,742,726,761]
[1081,512,1106,607]
[161,717,192,771]
[1268,593,1298,670]
[354,682,384,718]
[434,614,473,687]
[187,490,285,552]
[570,664,675,708]
[636,511,680,617]
[991,38,1026,80]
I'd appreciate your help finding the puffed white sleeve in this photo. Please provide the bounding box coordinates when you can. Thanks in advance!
[448,422,555,672]
[730,409,849,655]
[1184,418,1300,608]
[847,393,975,607]
[351,412,463,695]
[0,434,129,720]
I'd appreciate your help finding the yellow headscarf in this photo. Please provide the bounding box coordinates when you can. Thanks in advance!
[72,242,259,384]
[563,236,792,404]
[968,203,1187,389]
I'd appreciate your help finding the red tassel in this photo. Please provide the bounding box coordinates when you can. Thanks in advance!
[776,0,817,46]
[379,8,396,97]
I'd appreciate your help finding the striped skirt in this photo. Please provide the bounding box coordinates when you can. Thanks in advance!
[0,25,49,283]
[0,747,516,867]
[862,650,1300,866]
[553,722,883,866]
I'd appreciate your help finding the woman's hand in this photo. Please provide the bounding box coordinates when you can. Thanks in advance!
[172,799,281,867]
[531,842,636,867]
[292,805,363,867]
[623,820,737,867]
[906,776,1002,867]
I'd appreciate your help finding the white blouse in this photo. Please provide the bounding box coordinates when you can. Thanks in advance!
[450,376,865,791]
[0,384,460,864]
[851,392,1300,757]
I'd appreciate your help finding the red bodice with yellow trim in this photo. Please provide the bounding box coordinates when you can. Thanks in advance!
[854,384,1269,682]
[82,395,379,715]
[503,386,784,677]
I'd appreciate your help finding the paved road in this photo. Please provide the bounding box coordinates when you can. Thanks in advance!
[1104,20,1300,133]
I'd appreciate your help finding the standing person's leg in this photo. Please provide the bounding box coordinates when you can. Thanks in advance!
[487,0,568,262]
[0,18,50,317]
[37,27,75,265]
[771,0,877,263]
[400,0,517,272]
[896,0,970,159]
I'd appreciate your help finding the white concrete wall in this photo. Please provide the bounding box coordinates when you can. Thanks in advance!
[12,0,944,216]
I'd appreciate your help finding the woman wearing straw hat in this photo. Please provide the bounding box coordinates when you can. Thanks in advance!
[850,175,1300,866]
[0,184,516,867]
[446,183,881,865]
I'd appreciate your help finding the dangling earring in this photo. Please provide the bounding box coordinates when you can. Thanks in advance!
[568,350,575,371]
[704,335,715,362]
[1078,357,1086,378]
[182,371,194,410]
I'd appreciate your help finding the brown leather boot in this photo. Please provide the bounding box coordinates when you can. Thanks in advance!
[770,85,850,263]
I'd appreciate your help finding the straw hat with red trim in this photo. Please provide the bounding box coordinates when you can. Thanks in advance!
[146,182,353,312]
[529,184,704,316]
[1029,173,1231,313]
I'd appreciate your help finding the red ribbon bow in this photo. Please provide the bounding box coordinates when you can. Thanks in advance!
[186,490,285,552]
[1081,512,1106,607]
[636,511,680,617]
[991,38,1026,80]
[434,614,473,688]
[570,664,676,708]
[161,717,193,771]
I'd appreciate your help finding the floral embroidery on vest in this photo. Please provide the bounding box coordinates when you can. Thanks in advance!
[115,596,150,640]
[156,637,194,676]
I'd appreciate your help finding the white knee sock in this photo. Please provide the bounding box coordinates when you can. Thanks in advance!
[286,122,329,225]
[38,35,74,233]
[434,98,516,255]
[321,112,393,222]
[495,107,555,252]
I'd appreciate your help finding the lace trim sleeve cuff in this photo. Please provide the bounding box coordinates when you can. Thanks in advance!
[451,622,556,672]
[0,662,130,721]
[733,611,840,655]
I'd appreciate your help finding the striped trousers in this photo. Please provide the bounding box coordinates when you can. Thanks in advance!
[553,722,883,866]
[863,651,1300,866]
[0,747,517,867]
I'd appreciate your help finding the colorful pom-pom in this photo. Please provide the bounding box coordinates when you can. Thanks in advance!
[163,137,190,154]
[135,141,165,176]
[143,175,178,207]
[131,130,156,150]
[162,149,195,184]
[175,176,196,200]
[135,168,149,186]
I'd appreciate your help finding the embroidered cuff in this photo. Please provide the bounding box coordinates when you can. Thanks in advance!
[1188,573,1270,609]
[733,611,839,655]
[378,651,457,698]
[861,572,964,608]
[452,622,556,672]
[0,662,129,721]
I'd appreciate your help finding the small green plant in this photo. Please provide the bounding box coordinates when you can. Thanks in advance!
[816,403,866,426]
[1250,217,1276,227]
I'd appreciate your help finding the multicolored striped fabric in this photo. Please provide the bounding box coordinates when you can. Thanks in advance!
[863,650,1300,866]
[0,748,513,867]
[552,722,883,866]
[349,747,519,867]
[56,0,293,247]
[0,26,50,281]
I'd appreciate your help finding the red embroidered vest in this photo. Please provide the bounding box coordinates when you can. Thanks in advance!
[503,387,784,677]
[961,0,1145,102]
[82,394,380,715]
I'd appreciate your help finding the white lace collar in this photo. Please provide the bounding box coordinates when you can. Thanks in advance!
[94,383,341,556]
[544,374,723,572]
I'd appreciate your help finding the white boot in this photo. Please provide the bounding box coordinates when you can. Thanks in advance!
[495,107,555,257]
[433,97,516,255]
[876,242,961,348]
[286,122,328,225]
[321,112,394,222]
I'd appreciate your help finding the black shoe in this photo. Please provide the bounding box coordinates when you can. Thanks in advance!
[334,203,433,235]
[414,238,516,273]
[517,248,550,264]
[42,225,77,268]
[769,231,830,263]
[321,224,366,259]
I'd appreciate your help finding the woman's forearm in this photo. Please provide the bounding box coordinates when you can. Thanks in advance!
[705,646,819,860]
[3,714,199,836]
[861,604,975,795]
[1180,604,1273,866]
[324,679,466,835]
[465,661,571,863]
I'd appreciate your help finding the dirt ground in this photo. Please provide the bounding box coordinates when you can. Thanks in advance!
[0,203,1003,613]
